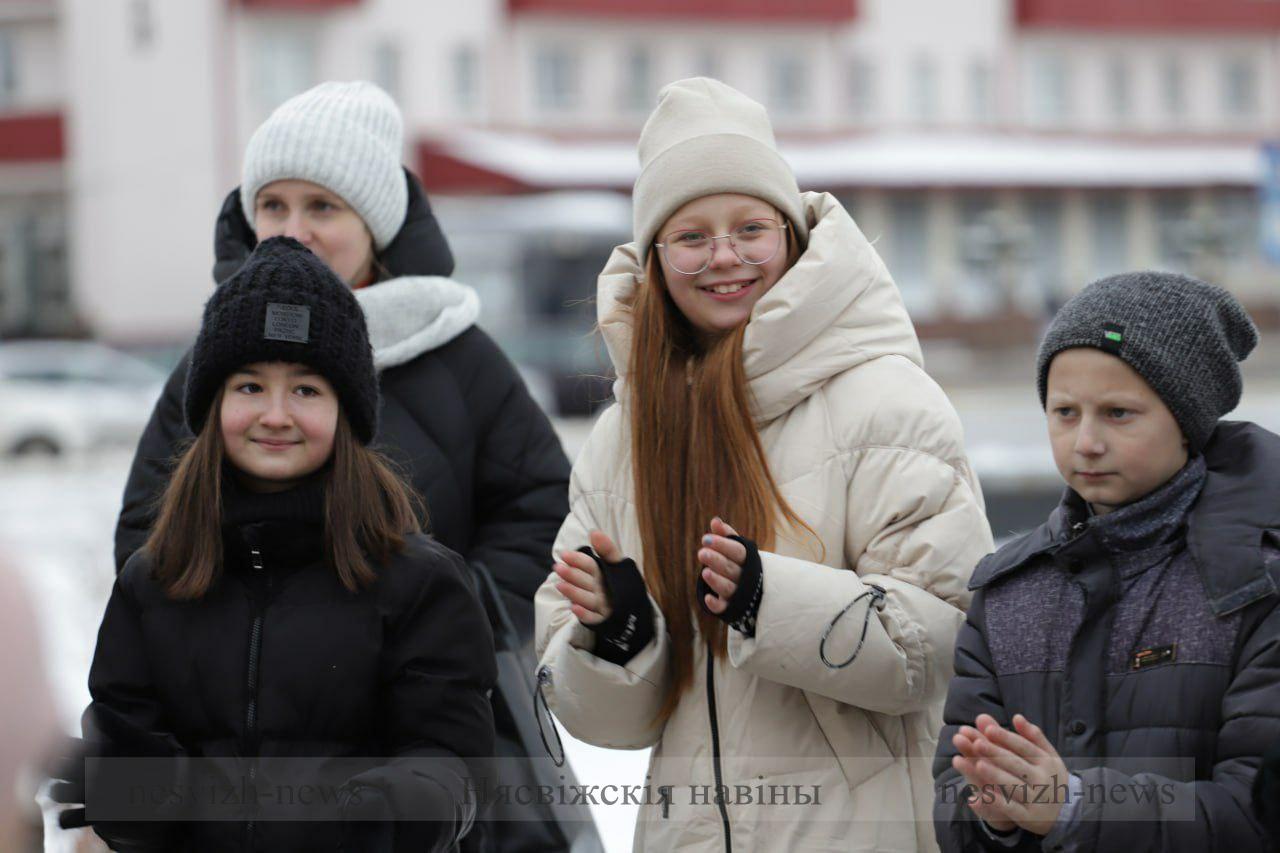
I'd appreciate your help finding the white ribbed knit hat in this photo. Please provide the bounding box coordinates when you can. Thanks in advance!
[632,78,807,264]
[240,81,408,250]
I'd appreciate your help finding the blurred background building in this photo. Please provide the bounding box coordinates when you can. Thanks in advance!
[3,0,1280,387]
[6,4,1280,848]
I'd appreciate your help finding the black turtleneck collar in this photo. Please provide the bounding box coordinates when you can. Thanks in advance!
[221,467,327,528]
[220,467,327,569]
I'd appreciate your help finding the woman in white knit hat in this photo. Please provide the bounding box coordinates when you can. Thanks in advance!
[113,81,591,853]
[534,77,994,851]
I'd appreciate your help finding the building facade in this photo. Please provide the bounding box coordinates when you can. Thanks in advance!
[2,0,1277,367]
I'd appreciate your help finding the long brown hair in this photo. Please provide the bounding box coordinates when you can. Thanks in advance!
[620,231,818,725]
[146,387,422,600]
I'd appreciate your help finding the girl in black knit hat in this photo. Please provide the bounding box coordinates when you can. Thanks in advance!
[55,237,497,852]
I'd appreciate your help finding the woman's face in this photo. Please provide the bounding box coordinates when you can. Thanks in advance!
[220,361,339,494]
[253,180,375,287]
[654,193,793,337]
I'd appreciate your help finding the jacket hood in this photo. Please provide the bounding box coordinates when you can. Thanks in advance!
[597,191,923,424]
[212,168,474,369]
[354,275,480,371]
[212,167,455,284]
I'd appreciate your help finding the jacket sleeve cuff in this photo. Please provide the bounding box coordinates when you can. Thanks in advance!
[581,547,655,667]
[697,535,764,637]
[1038,773,1083,852]
[980,819,1023,847]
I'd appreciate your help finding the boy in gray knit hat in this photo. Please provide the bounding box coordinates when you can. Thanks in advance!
[934,271,1280,851]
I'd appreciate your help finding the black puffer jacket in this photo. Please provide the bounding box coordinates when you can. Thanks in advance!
[933,421,1280,852]
[87,479,497,852]
[115,171,570,642]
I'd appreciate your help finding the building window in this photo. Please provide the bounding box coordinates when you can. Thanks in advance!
[1026,193,1064,310]
[969,59,992,125]
[1106,56,1130,124]
[252,30,317,115]
[911,56,938,124]
[1028,53,1071,125]
[769,52,808,116]
[1155,190,1192,271]
[1222,56,1258,120]
[534,45,579,112]
[0,27,19,108]
[956,192,1005,316]
[846,56,875,121]
[453,44,479,114]
[1215,189,1259,270]
[373,39,401,101]
[888,193,933,315]
[130,0,155,51]
[1089,192,1129,280]
[621,45,653,114]
[1160,56,1185,121]
[0,205,74,337]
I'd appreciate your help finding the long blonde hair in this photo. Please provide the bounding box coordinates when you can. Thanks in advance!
[617,230,818,726]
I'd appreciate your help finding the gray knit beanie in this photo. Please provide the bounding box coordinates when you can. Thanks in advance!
[632,78,808,265]
[240,81,407,250]
[1036,271,1258,451]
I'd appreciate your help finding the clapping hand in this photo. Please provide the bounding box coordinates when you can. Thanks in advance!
[951,713,1070,836]
[699,517,746,614]
[552,530,623,626]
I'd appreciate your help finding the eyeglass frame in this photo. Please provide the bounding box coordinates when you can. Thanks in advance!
[653,219,790,276]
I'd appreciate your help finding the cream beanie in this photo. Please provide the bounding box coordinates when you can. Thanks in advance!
[632,77,807,264]
[240,81,408,250]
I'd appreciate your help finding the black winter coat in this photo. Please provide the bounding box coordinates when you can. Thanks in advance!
[115,172,571,643]
[933,421,1280,852]
[87,480,497,852]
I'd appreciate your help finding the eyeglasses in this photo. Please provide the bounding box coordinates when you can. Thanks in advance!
[654,219,788,276]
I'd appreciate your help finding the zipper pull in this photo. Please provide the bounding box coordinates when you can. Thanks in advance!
[534,666,566,768]
[250,548,264,572]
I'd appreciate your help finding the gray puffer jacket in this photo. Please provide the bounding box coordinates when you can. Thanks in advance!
[933,420,1280,853]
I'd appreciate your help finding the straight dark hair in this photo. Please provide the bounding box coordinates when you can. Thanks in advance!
[146,386,422,600]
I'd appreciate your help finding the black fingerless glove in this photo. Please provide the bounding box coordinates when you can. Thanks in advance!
[579,547,655,667]
[697,535,764,637]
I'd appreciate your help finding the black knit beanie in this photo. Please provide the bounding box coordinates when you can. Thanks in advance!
[1036,271,1258,452]
[184,236,379,443]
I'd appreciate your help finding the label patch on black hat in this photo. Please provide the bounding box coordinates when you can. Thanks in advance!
[264,303,310,344]
[1101,322,1124,354]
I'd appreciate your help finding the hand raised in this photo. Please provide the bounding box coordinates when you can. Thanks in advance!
[699,517,747,615]
[552,530,624,626]
[952,713,1069,835]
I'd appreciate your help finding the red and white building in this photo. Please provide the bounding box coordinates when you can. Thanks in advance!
[3,0,1279,352]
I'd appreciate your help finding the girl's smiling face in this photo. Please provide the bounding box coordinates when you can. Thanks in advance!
[654,193,793,337]
[220,362,339,493]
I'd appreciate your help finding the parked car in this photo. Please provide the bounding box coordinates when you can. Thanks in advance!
[0,340,165,458]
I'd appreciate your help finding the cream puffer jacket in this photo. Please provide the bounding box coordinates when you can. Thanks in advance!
[534,192,994,852]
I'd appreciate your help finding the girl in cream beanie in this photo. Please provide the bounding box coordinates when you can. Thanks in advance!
[632,77,809,261]
[535,77,990,852]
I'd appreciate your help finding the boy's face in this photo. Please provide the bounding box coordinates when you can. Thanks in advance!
[1045,347,1189,516]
